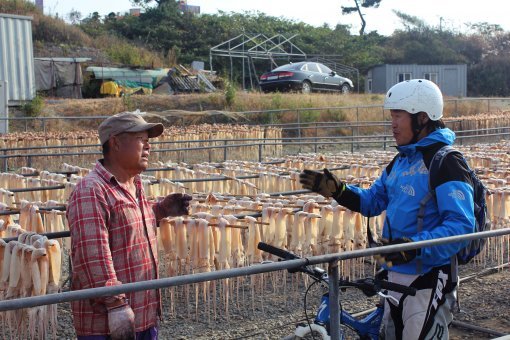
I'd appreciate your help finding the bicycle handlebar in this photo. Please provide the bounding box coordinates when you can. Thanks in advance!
[257,242,417,296]
[258,242,299,260]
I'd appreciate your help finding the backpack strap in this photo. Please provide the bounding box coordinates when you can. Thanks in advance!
[417,146,460,275]
[417,145,456,233]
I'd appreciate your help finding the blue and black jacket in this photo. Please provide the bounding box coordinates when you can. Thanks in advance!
[336,128,475,275]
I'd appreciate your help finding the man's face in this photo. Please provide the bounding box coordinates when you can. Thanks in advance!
[114,131,151,172]
[391,109,414,146]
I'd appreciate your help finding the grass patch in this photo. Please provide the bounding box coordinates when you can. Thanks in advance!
[94,35,164,67]
[0,0,164,68]
[21,95,45,117]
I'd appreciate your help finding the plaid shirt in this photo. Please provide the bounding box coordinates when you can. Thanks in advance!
[67,161,160,336]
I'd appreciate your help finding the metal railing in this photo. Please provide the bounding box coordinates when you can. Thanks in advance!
[3,97,510,132]
[0,228,509,340]
[2,126,510,172]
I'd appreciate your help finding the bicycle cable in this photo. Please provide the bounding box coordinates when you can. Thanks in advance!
[303,277,321,340]
[303,276,347,339]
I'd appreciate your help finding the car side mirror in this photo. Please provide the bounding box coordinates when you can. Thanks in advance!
[330,71,336,76]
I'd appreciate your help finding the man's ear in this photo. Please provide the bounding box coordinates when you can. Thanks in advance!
[110,136,120,152]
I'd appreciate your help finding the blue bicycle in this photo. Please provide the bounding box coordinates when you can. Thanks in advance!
[257,242,417,340]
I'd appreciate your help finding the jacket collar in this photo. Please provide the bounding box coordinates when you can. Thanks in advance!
[396,128,455,157]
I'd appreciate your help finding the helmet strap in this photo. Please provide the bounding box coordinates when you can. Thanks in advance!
[410,114,427,144]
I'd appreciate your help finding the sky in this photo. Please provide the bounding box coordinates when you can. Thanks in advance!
[41,0,509,36]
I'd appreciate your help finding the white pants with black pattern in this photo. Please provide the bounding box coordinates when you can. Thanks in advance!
[382,266,457,340]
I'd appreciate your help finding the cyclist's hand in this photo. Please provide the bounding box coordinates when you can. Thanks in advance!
[299,168,345,198]
[375,237,417,267]
[358,278,378,297]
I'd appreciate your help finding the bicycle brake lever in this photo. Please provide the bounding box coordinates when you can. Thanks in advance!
[378,291,399,305]
[313,267,326,276]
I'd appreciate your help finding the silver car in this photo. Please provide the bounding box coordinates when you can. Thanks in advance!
[259,61,354,94]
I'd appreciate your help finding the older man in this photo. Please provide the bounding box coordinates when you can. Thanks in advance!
[67,111,192,340]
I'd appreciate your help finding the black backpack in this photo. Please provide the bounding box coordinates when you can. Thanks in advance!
[418,145,491,265]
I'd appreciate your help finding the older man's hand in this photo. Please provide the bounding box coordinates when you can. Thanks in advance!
[108,304,135,340]
[156,193,192,219]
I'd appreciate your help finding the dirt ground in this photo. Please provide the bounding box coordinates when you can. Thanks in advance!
[450,267,510,339]
[49,258,510,340]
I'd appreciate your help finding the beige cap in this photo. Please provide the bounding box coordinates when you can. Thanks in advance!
[98,111,164,145]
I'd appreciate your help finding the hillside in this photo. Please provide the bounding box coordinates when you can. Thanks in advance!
[0,0,165,67]
[3,0,510,97]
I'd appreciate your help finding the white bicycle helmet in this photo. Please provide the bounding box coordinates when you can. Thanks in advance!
[384,79,444,121]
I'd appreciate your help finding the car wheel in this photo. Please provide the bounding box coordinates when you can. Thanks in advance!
[341,83,351,94]
[302,80,312,94]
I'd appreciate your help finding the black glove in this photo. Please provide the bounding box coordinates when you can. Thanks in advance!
[299,168,345,198]
[376,237,418,267]
[358,278,378,297]
[156,193,192,219]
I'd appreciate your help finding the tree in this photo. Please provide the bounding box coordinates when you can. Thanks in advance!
[104,12,117,25]
[341,0,382,35]
[67,9,82,24]
[130,0,173,8]
[392,10,428,32]
[468,55,510,96]
[80,12,105,37]
[467,22,503,37]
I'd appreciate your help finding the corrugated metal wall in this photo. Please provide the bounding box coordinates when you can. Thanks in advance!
[384,64,467,97]
[0,13,35,104]
[366,64,467,97]
[0,80,8,133]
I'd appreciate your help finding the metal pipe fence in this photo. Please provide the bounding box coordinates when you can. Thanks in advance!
[2,127,510,172]
[0,228,508,314]
[1,99,509,336]
[0,119,506,149]
[1,124,509,154]
[2,97,510,132]
[0,209,263,243]
[0,122,483,156]
[1,167,509,337]
[2,109,509,171]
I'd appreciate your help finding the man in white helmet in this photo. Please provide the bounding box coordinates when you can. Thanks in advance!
[300,79,475,339]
